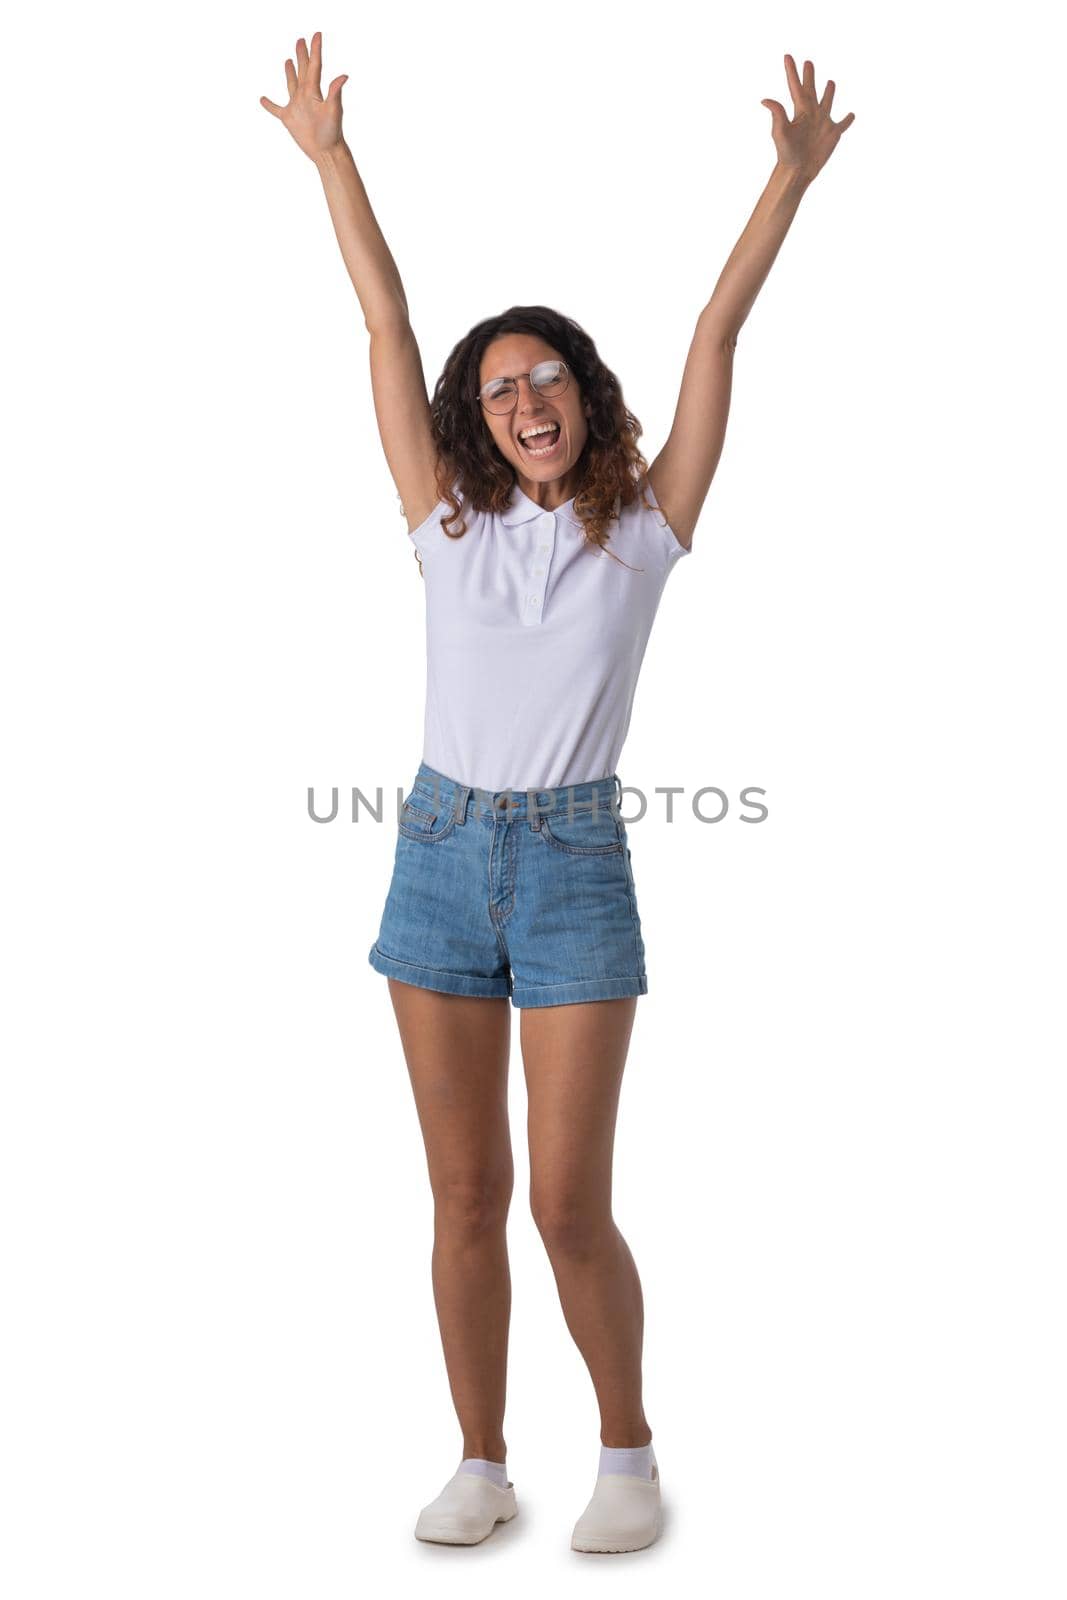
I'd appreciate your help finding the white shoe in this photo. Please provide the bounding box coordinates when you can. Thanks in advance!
[570,1462,662,1553]
[414,1467,518,1545]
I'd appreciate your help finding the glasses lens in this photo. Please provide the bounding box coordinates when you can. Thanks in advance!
[531,360,567,396]
[481,379,518,413]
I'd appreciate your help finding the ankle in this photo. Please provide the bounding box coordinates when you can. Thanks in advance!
[462,1441,507,1462]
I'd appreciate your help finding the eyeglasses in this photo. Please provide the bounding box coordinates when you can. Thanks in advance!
[478,359,571,415]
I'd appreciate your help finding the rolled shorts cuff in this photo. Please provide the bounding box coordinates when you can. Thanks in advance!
[510,975,648,1008]
[367,943,512,1000]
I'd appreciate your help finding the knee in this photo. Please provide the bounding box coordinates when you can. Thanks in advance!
[530,1190,611,1260]
[434,1175,512,1240]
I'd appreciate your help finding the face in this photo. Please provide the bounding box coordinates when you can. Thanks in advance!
[478,334,593,504]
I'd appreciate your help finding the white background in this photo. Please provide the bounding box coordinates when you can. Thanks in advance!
[3,1,1064,1594]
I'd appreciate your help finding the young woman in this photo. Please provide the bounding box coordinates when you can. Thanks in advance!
[262,34,853,1553]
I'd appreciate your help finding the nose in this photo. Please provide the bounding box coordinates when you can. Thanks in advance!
[516,375,547,409]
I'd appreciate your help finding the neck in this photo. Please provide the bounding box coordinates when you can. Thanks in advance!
[516,471,580,511]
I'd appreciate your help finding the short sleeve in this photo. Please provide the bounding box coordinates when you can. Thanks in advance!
[407,497,450,563]
[406,482,467,566]
[640,481,692,577]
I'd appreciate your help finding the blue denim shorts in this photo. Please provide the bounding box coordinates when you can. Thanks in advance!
[368,761,648,1008]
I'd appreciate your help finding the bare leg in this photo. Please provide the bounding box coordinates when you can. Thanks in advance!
[521,997,652,1448]
[387,979,513,1462]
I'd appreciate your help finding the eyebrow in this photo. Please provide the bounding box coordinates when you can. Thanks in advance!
[481,364,553,385]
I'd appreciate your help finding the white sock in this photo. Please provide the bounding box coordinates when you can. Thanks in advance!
[459,1456,508,1489]
[598,1441,656,1480]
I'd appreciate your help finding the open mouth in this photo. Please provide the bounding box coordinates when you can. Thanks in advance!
[518,423,562,460]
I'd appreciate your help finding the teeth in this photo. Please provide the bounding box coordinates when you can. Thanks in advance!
[523,434,560,457]
[520,424,559,441]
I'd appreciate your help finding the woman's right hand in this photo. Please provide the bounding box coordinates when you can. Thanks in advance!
[260,31,349,162]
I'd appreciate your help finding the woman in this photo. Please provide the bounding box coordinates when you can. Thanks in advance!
[262,34,853,1553]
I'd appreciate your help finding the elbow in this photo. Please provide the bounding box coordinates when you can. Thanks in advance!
[699,306,739,354]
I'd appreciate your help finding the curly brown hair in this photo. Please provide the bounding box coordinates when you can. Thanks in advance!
[415,305,659,577]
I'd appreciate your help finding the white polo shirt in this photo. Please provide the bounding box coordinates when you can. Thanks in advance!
[406,478,691,791]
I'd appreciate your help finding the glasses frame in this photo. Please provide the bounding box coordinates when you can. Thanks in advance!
[478,359,571,415]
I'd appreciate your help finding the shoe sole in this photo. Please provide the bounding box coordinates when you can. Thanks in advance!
[571,1511,662,1553]
[415,1505,518,1545]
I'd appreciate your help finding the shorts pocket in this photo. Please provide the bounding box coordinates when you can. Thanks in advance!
[397,795,457,843]
[537,804,624,856]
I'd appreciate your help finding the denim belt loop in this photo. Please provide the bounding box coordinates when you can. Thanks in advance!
[454,783,471,825]
[527,787,545,831]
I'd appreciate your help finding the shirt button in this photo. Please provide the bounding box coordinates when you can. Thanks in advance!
[528,596,539,606]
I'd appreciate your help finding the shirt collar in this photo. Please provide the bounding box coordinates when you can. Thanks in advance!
[499,484,584,529]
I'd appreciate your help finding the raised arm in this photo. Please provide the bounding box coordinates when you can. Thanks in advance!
[261,32,439,533]
[647,54,855,551]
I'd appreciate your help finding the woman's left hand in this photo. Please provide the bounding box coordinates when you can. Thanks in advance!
[761,54,855,184]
